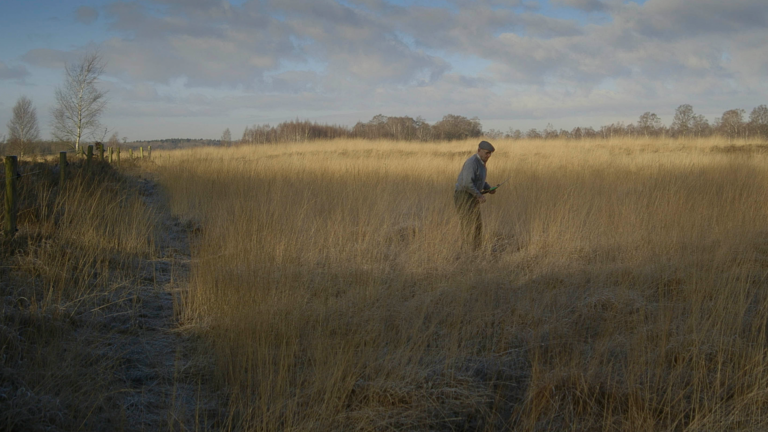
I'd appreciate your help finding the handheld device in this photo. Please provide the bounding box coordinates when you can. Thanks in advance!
[481,178,510,195]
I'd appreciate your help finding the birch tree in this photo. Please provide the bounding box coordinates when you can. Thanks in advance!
[51,50,107,153]
[7,96,40,157]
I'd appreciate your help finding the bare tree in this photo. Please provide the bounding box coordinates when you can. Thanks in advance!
[415,116,432,141]
[432,114,482,141]
[506,128,523,140]
[637,112,661,138]
[484,129,503,140]
[749,105,768,140]
[543,123,558,139]
[672,104,695,138]
[691,114,711,138]
[717,109,746,142]
[7,96,41,157]
[221,128,232,146]
[526,128,542,139]
[51,49,107,153]
[107,131,120,149]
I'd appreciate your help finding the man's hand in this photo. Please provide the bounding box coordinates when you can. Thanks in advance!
[477,195,487,204]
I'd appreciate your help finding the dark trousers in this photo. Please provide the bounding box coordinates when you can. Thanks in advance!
[454,190,482,251]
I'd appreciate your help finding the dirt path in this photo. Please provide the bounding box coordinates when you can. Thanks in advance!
[1,166,225,431]
[114,176,222,430]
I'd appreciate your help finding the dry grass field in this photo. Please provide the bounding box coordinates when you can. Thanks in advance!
[148,137,768,431]
[5,137,766,431]
[148,136,768,431]
[1,138,765,431]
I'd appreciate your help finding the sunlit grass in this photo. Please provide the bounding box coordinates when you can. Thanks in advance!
[152,136,768,431]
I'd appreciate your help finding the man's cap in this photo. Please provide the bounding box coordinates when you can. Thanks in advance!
[478,141,495,152]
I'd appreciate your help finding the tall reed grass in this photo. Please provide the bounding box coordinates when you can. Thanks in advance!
[153,137,768,431]
[1,161,159,430]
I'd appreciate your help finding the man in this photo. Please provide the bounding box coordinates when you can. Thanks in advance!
[454,140,495,251]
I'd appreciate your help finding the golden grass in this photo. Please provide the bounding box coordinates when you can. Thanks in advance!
[152,136,768,431]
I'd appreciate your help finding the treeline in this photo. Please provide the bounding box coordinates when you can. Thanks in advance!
[494,104,768,141]
[241,114,483,144]
[0,139,70,157]
[239,104,768,145]
[128,138,219,150]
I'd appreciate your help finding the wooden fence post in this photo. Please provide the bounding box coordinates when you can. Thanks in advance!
[148,146,152,159]
[140,147,144,159]
[4,156,18,238]
[97,142,104,161]
[86,145,94,171]
[108,147,113,164]
[59,151,67,185]
[129,148,134,159]
[117,147,121,164]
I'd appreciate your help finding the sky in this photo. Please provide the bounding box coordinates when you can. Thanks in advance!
[0,0,766,141]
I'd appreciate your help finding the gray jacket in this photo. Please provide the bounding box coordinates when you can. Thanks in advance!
[455,153,491,198]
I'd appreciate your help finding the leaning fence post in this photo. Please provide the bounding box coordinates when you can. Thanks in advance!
[4,156,18,238]
[59,151,67,185]
[86,145,94,171]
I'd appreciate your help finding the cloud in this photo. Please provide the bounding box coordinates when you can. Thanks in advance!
[274,0,450,85]
[388,0,768,98]
[265,71,321,93]
[551,0,605,12]
[18,0,767,139]
[516,13,584,38]
[75,6,99,24]
[620,0,768,40]
[21,48,70,69]
[125,82,161,102]
[93,0,454,88]
[0,62,30,80]
[99,2,298,86]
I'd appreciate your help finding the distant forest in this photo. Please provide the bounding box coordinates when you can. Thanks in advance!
[240,104,768,145]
